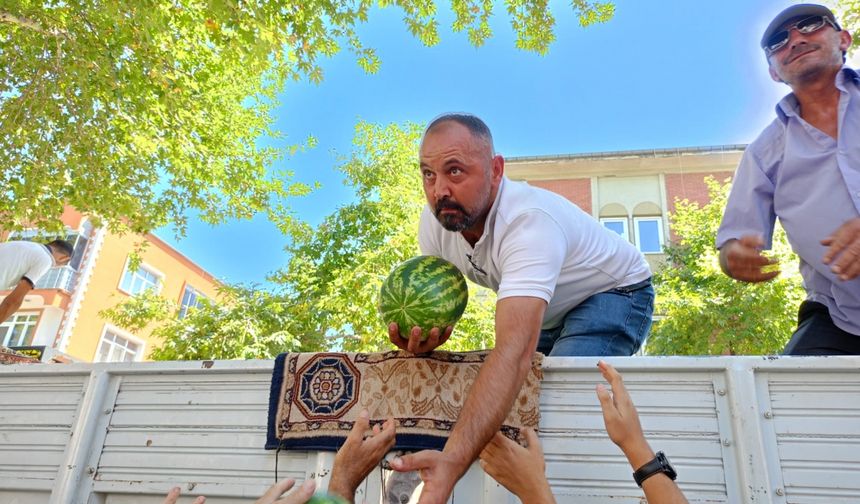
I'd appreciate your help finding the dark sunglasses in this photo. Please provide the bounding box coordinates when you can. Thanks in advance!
[765,15,839,55]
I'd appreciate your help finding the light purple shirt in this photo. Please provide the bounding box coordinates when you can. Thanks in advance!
[717,67,860,336]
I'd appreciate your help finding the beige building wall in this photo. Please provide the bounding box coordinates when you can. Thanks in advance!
[506,145,745,272]
[2,207,221,362]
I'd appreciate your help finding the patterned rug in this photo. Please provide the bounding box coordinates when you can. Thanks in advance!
[266,350,543,451]
[0,346,40,365]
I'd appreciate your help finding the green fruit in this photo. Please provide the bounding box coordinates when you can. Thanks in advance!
[379,255,469,341]
[307,493,348,504]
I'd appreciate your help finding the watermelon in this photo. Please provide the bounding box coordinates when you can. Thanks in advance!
[379,255,469,341]
[307,493,348,504]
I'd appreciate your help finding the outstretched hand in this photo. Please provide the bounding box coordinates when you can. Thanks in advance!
[720,235,779,283]
[162,487,205,504]
[479,429,555,503]
[161,479,315,504]
[596,360,654,469]
[388,323,453,354]
[329,409,396,502]
[390,449,460,504]
[255,479,316,504]
[822,217,860,281]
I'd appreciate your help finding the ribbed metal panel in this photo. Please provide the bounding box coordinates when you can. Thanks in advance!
[0,374,86,485]
[767,373,860,503]
[539,370,728,503]
[94,371,308,497]
[1,357,859,503]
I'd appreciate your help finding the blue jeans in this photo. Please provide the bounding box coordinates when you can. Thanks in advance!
[537,280,654,356]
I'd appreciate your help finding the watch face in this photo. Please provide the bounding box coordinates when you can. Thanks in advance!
[657,452,678,480]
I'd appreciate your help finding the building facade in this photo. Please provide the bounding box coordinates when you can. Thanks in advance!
[506,144,744,270]
[0,207,220,362]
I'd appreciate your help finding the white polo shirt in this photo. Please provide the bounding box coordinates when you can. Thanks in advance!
[0,241,54,290]
[419,177,651,330]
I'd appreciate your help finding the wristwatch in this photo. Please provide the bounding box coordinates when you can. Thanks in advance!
[633,451,677,487]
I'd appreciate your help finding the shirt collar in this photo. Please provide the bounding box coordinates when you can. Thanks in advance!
[775,66,859,123]
[43,244,56,266]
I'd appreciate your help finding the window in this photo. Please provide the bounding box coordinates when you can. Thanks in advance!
[634,217,665,254]
[600,217,629,242]
[178,285,206,319]
[95,328,142,363]
[119,262,162,295]
[0,313,38,347]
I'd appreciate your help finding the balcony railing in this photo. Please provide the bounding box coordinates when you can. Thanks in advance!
[34,265,78,292]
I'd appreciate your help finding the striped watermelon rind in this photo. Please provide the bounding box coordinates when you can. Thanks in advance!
[378,255,469,341]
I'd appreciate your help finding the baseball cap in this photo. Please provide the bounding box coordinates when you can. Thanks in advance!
[760,4,841,49]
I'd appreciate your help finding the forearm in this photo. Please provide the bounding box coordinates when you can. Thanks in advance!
[517,480,556,504]
[642,476,689,504]
[0,294,23,324]
[326,473,355,504]
[623,440,688,504]
[443,347,530,477]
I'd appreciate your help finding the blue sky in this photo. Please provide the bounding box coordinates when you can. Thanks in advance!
[159,0,853,285]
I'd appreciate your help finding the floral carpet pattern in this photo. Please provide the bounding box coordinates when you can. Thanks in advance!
[266,350,543,451]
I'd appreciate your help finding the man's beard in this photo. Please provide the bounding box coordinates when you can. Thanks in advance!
[434,199,480,232]
[779,42,842,84]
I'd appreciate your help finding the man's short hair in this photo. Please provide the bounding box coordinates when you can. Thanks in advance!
[424,113,495,154]
[47,239,75,258]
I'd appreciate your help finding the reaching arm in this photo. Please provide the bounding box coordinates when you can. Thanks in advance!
[479,428,556,504]
[328,410,396,503]
[597,361,688,504]
[0,279,33,324]
[392,296,546,504]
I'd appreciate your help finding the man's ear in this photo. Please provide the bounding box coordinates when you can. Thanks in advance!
[839,30,853,53]
[491,155,504,183]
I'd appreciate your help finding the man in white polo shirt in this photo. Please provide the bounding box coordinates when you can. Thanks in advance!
[0,239,74,324]
[388,113,653,504]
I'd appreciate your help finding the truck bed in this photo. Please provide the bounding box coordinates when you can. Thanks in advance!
[1,356,858,503]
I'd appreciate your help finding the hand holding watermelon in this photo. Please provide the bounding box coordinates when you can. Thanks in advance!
[379,256,468,353]
[388,322,454,354]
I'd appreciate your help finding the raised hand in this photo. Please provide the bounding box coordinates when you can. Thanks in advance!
[479,429,555,504]
[161,487,205,504]
[390,449,459,504]
[329,410,396,502]
[596,360,659,473]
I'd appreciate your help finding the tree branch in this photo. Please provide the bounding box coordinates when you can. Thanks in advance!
[0,10,68,37]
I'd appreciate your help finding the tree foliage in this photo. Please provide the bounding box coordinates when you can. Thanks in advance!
[836,0,860,53]
[104,284,326,360]
[1,0,613,236]
[98,289,174,333]
[647,178,805,356]
[103,121,496,359]
[270,121,496,352]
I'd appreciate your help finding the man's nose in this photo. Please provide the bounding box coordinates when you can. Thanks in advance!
[434,178,451,199]
[786,27,810,50]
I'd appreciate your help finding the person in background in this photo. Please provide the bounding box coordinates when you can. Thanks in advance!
[0,239,73,324]
[479,361,687,504]
[716,3,859,355]
[162,410,396,504]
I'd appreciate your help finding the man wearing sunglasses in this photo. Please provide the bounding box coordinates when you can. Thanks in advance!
[716,4,860,354]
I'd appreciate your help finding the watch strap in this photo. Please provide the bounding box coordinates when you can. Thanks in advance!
[632,451,677,487]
